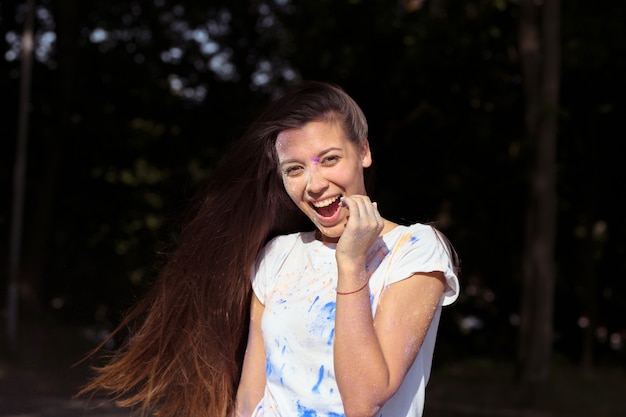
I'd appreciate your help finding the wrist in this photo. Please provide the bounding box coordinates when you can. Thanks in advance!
[336,268,369,295]
[336,279,369,295]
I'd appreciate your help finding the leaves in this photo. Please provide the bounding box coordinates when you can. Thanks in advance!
[1,0,625,364]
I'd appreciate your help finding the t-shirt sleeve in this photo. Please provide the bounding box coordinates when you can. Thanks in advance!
[251,234,292,305]
[386,224,460,306]
[251,239,275,305]
[250,254,265,305]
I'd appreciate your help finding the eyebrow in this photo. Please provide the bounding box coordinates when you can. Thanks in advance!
[279,147,342,166]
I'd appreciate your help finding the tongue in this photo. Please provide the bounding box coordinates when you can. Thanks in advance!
[317,199,340,218]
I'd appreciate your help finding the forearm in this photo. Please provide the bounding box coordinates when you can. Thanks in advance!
[236,296,266,417]
[333,264,393,417]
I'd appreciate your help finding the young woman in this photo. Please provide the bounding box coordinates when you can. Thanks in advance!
[81,81,460,417]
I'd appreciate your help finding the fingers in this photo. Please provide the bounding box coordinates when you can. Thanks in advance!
[341,195,384,232]
[335,195,385,261]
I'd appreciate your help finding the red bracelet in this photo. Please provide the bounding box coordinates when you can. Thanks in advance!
[336,279,369,295]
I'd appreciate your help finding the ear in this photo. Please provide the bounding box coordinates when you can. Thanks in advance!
[360,139,372,168]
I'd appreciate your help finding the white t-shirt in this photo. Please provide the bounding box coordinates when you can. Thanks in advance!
[251,223,459,417]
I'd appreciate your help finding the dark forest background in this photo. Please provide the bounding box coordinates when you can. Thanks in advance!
[1,0,625,416]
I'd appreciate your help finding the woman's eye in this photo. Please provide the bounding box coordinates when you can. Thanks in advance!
[284,166,303,177]
[321,155,341,165]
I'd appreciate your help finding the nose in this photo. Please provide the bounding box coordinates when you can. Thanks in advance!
[306,167,328,195]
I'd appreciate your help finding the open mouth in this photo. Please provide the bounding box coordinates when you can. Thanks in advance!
[311,196,342,218]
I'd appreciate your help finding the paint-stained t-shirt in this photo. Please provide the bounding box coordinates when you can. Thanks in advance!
[251,223,459,417]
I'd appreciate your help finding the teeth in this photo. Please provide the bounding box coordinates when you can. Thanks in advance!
[312,196,339,208]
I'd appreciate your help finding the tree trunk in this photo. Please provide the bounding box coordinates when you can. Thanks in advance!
[517,0,561,403]
[19,0,78,325]
[6,0,36,353]
[580,215,598,375]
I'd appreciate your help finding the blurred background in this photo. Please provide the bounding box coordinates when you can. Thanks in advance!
[1,0,625,416]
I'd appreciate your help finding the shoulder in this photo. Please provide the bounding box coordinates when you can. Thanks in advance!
[264,230,311,251]
[259,230,316,261]
[381,222,460,305]
[384,222,441,248]
[405,222,440,236]
[383,222,456,269]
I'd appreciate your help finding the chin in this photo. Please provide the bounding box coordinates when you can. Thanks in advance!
[316,225,344,240]
[302,208,346,240]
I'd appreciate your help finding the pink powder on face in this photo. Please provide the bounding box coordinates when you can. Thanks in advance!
[311,156,320,165]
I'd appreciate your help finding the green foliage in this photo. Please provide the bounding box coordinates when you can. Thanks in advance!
[1,0,625,371]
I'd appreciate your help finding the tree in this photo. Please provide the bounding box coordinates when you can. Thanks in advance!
[6,0,35,353]
[517,0,561,400]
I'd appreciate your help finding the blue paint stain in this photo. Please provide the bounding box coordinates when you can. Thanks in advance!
[310,301,336,344]
[410,235,419,244]
[308,295,320,312]
[265,357,273,376]
[279,363,286,385]
[312,365,324,394]
[296,401,318,417]
[321,301,336,320]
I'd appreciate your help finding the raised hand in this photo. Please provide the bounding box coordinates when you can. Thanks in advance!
[335,194,385,265]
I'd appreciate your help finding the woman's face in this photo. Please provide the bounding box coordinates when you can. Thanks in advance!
[275,120,371,240]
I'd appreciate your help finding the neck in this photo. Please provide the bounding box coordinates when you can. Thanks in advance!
[315,219,397,243]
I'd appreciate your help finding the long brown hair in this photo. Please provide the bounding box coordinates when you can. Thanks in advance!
[79,81,370,416]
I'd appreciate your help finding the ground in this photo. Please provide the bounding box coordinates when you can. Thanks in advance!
[1,323,625,417]
[2,359,623,417]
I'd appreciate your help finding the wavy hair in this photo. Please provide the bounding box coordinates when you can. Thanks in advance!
[79,81,369,416]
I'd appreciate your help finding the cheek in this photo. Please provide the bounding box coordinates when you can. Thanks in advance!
[281,177,302,202]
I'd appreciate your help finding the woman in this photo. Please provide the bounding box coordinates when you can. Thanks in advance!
[81,81,460,417]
